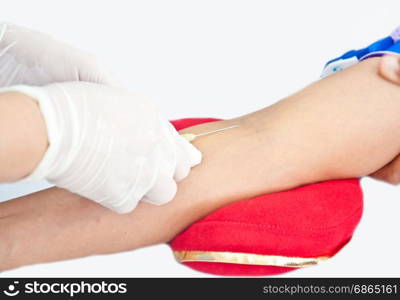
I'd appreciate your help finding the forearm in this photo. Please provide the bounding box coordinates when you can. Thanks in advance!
[178,58,400,201]
[4,57,400,270]
[0,92,47,182]
[236,57,400,183]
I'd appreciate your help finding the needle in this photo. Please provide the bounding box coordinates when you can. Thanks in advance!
[180,124,239,142]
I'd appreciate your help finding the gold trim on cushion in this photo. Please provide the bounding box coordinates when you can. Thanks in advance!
[174,250,330,268]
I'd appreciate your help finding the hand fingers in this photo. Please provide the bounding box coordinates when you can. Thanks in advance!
[81,55,121,86]
[142,170,178,205]
[378,55,400,85]
[173,136,202,181]
[370,153,400,185]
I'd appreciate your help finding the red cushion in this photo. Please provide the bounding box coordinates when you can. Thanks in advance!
[168,118,363,276]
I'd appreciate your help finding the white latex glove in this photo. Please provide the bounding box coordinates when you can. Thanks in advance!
[0,23,117,86]
[1,82,202,213]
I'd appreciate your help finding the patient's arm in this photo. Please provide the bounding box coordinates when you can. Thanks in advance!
[370,55,400,184]
[2,57,400,271]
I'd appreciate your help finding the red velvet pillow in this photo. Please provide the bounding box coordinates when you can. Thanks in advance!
[168,118,363,276]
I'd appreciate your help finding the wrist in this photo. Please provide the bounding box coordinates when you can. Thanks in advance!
[2,84,78,184]
[0,91,48,182]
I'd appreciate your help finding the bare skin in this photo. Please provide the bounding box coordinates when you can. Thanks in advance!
[370,55,400,183]
[2,57,400,271]
[0,92,47,182]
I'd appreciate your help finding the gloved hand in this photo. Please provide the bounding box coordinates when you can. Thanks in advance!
[0,23,117,86]
[1,82,202,213]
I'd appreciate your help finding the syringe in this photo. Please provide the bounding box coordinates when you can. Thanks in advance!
[180,124,239,142]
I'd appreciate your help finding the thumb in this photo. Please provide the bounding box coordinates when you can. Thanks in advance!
[378,55,400,85]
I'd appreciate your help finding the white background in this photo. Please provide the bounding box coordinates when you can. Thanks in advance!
[1,0,400,277]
